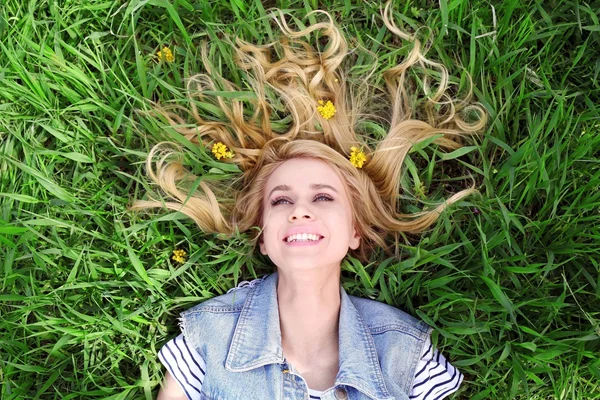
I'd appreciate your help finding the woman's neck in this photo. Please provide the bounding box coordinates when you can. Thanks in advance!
[276,267,341,364]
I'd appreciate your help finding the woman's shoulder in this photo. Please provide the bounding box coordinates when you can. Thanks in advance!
[348,294,432,337]
[410,335,465,400]
[158,334,206,400]
[183,275,269,315]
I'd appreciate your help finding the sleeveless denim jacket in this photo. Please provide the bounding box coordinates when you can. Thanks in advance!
[180,272,432,400]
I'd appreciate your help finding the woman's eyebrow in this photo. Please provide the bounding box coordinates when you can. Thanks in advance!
[268,183,338,198]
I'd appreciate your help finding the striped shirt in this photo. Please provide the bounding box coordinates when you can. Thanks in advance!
[158,333,463,400]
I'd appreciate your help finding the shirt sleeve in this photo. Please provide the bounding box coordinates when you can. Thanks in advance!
[158,334,207,400]
[409,335,464,400]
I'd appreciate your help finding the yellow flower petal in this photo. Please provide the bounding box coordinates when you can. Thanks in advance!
[172,248,188,264]
[211,142,234,160]
[317,100,336,120]
[157,46,175,63]
[349,147,367,168]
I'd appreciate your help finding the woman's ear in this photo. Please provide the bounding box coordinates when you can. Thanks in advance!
[349,226,361,250]
[258,235,268,255]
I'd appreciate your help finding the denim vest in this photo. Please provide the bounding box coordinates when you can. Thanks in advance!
[180,272,432,400]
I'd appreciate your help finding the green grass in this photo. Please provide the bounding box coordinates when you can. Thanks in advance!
[1,0,599,399]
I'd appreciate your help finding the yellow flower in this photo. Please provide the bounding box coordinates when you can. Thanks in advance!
[172,249,187,263]
[317,99,336,120]
[349,146,367,168]
[156,46,175,63]
[211,142,235,159]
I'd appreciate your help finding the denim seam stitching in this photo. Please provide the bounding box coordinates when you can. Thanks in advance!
[354,311,391,398]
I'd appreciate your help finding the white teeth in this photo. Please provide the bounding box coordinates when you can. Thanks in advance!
[286,233,321,242]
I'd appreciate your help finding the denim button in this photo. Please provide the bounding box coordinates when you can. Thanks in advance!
[334,387,348,399]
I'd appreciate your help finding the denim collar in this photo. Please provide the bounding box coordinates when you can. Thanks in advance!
[225,272,393,400]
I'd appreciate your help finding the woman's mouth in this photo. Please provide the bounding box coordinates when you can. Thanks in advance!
[283,233,324,246]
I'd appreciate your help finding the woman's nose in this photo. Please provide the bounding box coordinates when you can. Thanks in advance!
[288,204,314,221]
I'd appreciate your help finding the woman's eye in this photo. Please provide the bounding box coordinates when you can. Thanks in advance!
[315,194,333,202]
[271,194,333,206]
[271,197,291,206]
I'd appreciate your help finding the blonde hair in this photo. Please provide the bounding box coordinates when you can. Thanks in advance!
[129,1,487,263]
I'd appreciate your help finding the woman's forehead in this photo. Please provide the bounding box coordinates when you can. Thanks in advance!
[265,158,343,190]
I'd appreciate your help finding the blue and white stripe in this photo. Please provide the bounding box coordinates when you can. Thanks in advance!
[159,334,463,400]
[408,335,463,400]
[158,335,206,400]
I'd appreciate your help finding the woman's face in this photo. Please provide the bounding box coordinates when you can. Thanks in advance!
[259,158,360,271]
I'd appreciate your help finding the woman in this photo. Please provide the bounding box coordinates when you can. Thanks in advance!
[130,2,486,398]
